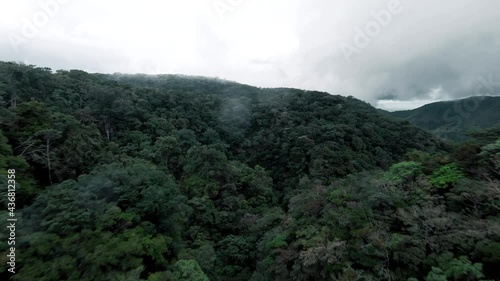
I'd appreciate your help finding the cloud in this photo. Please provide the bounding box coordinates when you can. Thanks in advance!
[0,0,499,110]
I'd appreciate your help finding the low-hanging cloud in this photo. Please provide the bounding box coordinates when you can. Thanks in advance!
[0,0,499,110]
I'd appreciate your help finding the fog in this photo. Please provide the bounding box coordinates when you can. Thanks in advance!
[1,0,499,110]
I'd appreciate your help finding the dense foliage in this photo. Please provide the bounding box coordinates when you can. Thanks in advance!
[389,97,500,141]
[0,61,498,280]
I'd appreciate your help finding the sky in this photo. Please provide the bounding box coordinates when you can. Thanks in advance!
[1,0,499,111]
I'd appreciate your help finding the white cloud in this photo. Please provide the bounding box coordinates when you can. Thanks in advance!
[1,0,499,110]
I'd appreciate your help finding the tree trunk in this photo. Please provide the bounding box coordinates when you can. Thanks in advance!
[104,119,111,141]
[10,92,17,108]
[47,138,52,185]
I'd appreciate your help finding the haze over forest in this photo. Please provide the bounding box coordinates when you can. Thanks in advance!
[0,1,499,281]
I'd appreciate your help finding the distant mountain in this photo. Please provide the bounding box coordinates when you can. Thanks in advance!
[389,96,500,141]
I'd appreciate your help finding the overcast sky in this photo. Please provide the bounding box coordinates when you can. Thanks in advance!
[1,0,499,110]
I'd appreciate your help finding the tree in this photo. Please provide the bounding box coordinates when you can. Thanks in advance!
[479,139,500,177]
[423,252,485,281]
[429,163,465,189]
[384,161,423,183]
[166,259,209,281]
[32,129,61,184]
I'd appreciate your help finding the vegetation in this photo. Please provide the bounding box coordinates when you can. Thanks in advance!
[389,97,500,141]
[0,61,498,280]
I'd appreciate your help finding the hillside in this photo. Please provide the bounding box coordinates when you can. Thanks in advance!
[390,96,500,141]
[0,62,499,281]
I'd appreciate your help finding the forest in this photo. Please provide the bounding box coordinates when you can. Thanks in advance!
[389,96,500,142]
[0,61,499,281]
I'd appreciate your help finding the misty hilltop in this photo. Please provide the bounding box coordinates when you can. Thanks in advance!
[389,96,500,141]
[0,61,499,281]
[2,0,500,280]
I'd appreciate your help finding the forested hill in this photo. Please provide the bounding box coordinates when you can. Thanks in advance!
[389,96,500,141]
[0,61,441,189]
[0,61,499,281]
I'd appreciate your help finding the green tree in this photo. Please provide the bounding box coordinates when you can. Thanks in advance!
[479,139,500,177]
[429,163,465,189]
[167,259,209,281]
[385,161,423,183]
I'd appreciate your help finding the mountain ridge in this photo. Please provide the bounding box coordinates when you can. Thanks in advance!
[388,96,500,141]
